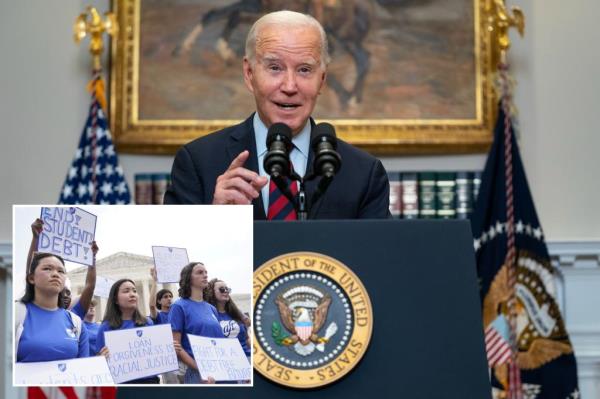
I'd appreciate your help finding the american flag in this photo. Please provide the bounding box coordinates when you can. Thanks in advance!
[485,314,512,368]
[58,75,130,205]
[27,387,115,399]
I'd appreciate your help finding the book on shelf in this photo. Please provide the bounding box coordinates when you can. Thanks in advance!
[436,172,456,219]
[134,172,171,204]
[401,172,419,219]
[455,171,474,219]
[386,170,482,220]
[134,173,153,205]
[388,172,402,218]
[418,172,436,219]
[152,173,171,205]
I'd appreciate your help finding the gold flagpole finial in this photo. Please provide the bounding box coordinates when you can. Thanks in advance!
[74,6,118,71]
[486,0,525,65]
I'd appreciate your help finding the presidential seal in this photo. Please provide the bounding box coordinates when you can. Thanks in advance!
[253,252,373,388]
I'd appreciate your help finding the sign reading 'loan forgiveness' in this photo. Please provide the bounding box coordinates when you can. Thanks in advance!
[104,324,178,384]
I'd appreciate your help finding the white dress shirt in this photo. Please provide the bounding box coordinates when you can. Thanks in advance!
[253,113,311,214]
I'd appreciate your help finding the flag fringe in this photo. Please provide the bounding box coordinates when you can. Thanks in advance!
[86,73,107,112]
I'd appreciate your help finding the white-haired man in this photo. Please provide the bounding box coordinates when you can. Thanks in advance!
[165,11,390,220]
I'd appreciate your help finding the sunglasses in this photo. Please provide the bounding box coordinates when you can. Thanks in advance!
[218,287,232,294]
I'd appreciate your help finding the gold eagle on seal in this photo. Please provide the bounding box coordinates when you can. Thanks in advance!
[275,293,332,346]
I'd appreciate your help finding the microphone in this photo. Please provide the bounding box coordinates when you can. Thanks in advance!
[311,122,341,178]
[264,122,293,178]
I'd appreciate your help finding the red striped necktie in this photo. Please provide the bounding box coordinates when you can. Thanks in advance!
[267,174,298,220]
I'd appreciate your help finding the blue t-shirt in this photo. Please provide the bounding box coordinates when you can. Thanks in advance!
[84,321,100,356]
[71,301,86,320]
[17,302,89,362]
[169,298,225,359]
[153,310,170,325]
[96,317,154,355]
[217,312,251,356]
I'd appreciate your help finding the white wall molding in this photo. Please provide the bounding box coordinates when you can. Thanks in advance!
[548,241,600,399]
[549,241,600,269]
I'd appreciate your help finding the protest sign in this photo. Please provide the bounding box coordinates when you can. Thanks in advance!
[188,335,251,382]
[94,276,115,299]
[103,324,178,384]
[152,246,189,283]
[15,356,114,386]
[38,207,97,266]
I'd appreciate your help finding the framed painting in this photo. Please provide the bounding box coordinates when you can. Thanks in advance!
[110,0,497,155]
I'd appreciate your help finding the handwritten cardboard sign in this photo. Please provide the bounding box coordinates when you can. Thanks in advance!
[94,276,115,299]
[14,356,114,386]
[188,334,251,382]
[103,324,178,384]
[152,246,189,283]
[38,207,97,266]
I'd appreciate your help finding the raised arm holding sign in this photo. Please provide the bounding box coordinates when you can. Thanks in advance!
[70,240,98,318]
[26,218,44,274]
[26,216,98,312]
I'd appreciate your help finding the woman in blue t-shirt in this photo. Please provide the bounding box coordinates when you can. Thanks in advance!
[170,262,225,384]
[96,278,158,384]
[204,278,251,359]
[149,267,173,325]
[16,252,90,362]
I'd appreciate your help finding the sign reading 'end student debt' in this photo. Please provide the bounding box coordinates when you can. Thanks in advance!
[104,324,178,384]
[38,207,97,266]
[189,335,251,382]
[152,246,189,283]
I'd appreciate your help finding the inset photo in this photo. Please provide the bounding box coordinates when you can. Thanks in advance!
[12,205,253,387]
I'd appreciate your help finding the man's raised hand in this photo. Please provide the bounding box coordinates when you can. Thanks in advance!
[212,150,268,205]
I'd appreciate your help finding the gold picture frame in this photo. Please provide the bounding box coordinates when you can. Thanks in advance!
[111,0,497,155]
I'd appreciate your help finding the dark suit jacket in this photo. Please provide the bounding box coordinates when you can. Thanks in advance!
[164,115,391,220]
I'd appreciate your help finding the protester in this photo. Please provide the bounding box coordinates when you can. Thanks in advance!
[83,298,101,357]
[204,278,251,360]
[15,219,92,362]
[170,262,225,384]
[96,279,159,384]
[149,267,173,325]
[148,267,179,384]
[16,252,89,362]
[62,285,73,309]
